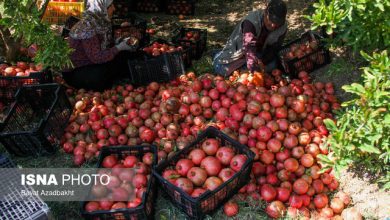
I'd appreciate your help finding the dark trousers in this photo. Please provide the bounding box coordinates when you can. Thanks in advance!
[62,51,136,91]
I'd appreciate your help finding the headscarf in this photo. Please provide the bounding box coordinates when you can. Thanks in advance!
[69,0,114,49]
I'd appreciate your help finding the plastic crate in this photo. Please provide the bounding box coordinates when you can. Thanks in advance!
[153,126,255,219]
[42,2,85,25]
[135,0,163,12]
[112,14,150,48]
[172,27,207,60]
[165,0,196,15]
[0,69,53,108]
[128,40,187,86]
[278,31,331,78]
[144,39,192,68]
[0,83,72,157]
[0,154,50,220]
[81,145,158,220]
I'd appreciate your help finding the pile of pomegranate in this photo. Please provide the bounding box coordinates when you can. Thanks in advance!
[142,42,184,57]
[0,62,43,77]
[84,151,154,213]
[161,138,249,197]
[63,68,352,218]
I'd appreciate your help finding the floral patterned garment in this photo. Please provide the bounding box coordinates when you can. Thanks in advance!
[66,0,118,69]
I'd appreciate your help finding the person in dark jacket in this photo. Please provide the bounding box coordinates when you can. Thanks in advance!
[63,0,138,91]
[213,0,287,77]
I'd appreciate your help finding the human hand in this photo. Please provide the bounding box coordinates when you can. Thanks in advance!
[115,37,139,51]
[115,37,123,45]
[255,59,265,73]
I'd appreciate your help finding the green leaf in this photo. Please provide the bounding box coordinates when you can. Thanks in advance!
[324,119,337,132]
[384,114,390,124]
[317,154,334,165]
[360,144,381,154]
[342,83,366,95]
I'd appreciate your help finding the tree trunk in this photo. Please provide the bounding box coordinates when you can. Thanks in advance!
[37,0,51,19]
[0,28,21,63]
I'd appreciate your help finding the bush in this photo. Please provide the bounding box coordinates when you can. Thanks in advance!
[307,0,390,52]
[318,51,390,188]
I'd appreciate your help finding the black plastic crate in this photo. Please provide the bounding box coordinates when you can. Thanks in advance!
[112,14,150,48]
[128,40,187,86]
[0,154,50,220]
[172,27,207,60]
[153,126,255,220]
[81,145,158,220]
[0,68,53,107]
[0,83,72,157]
[278,31,331,78]
[165,0,196,15]
[135,0,163,12]
[143,39,192,68]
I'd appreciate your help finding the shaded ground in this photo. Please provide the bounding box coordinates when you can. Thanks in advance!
[2,0,388,219]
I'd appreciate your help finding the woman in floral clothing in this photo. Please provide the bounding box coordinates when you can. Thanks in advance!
[63,0,137,91]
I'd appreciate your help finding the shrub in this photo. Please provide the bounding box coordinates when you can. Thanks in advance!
[318,50,390,188]
[307,0,390,53]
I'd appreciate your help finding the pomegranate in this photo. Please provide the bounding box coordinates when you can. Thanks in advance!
[270,93,285,107]
[188,149,206,165]
[163,169,180,184]
[191,188,206,198]
[284,158,299,172]
[218,168,236,182]
[203,176,223,191]
[175,178,194,195]
[187,167,207,186]
[223,201,239,217]
[102,155,117,168]
[176,159,194,176]
[230,154,247,171]
[201,138,219,156]
[266,201,286,218]
[261,184,277,202]
[216,147,235,165]
[85,201,100,212]
[276,187,291,202]
[293,178,309,195]
[314,193,329,209]
[200,156,222,176]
